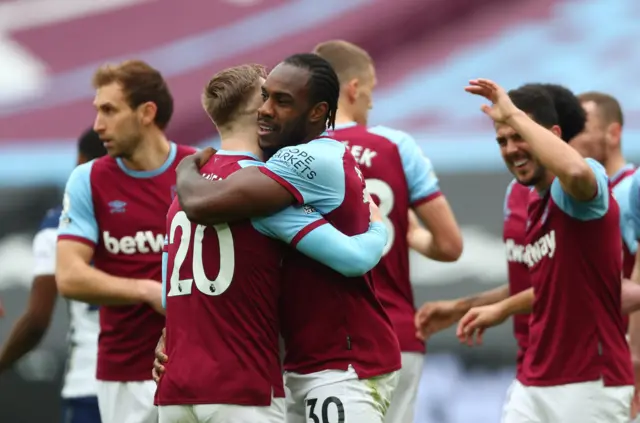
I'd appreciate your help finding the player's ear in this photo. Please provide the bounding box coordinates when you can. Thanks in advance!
[139,101,158,127]
[606,122,622,148]
[345,78,359,103]
[308,102,329,125]
[550,124,563,140]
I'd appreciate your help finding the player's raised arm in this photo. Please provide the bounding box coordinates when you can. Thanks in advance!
[467,79,598,201]
[56,163,162,310]
[370,126,463,262]
[0,221,59,374]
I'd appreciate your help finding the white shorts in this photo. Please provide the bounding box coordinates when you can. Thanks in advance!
[384,352,423,423]
[285,365,399,423]
[97,380,157,423]
[158,398,285,423]
[502,379,633,423]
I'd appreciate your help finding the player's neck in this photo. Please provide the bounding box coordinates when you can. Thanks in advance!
[122,131,171,171]
[605,153,627,177]
[335,105,357,126]
[219,127,262,159]
[535,171,556,193]
[335,112,356,126]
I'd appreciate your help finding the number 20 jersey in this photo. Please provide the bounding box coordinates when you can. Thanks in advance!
[157,153,285,407]
[327,123,442,353]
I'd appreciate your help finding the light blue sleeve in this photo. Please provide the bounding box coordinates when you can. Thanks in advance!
[550,158,609,221]
[369,126,441,204]
[613,177,638,253]
[58,161,99,243]
[629,170,640,241]
[262,139,346,214]
[252,206,388,277]
[161,236,168,309]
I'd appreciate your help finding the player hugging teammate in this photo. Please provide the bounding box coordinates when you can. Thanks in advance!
[47,38,640,423]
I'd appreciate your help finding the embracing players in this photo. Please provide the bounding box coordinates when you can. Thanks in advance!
[456,80,633,422]
[0,128,106,423]
[175,54,401,423]
[156,63,389,423]
[312,39,463,423]
[56,60,195,423]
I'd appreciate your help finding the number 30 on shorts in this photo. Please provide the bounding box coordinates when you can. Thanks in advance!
[167,211,235,297]
[306,397,345,423]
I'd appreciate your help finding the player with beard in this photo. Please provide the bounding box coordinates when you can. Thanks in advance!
[175,53,401,423]
[156,64,388,423]
[56,60,195,423]
[572,92,636,281]
[456,80,633,423]
[312,39,463,423]
[414,83,585,419]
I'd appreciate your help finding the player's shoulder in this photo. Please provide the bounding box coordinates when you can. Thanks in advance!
[506,179,530,199]
[205,150,263,174]
[367,125,415,147]
[175,143,197,158]
[39,206,63,231]
[614,172,634,196]
[275,137,346,163]
[67,159,100,186]
[631,167,640,184]
[584,157,607,176]
[83,155,118,177]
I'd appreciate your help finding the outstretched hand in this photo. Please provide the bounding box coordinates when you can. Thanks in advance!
[152,328,168,384]
[464,79,521,123]
[456,304,508,347]
[414,300,464,341]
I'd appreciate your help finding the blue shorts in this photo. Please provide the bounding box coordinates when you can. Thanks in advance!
[61,396,101,423]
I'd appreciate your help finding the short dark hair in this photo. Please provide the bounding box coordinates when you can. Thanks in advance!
[78,128,107,160]
[313,40,373,84]
[283,53,340,130]
[92,60,174,129]
[508,86,559,129]
[578,91,623,127]
[522,83,585,141]
[202,64,267,129]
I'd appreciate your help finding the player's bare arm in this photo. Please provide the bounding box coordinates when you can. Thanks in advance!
[177,161,295,226]
[466,78,596,201]
[414,284,509,340]
[0,274,58,374]
[57,240,163,313]
[622,279,640,313]
[410,198,463,261]
[456,287,533,346]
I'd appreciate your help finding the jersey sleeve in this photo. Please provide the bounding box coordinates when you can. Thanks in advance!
[32,228,58,277]
[629,170,640,240]
[369,126,441,205]
[58,161,99,245]
[613,178,638,254]
[252,206,388,277]
[550,158,609,221]
[258,139,346,213]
